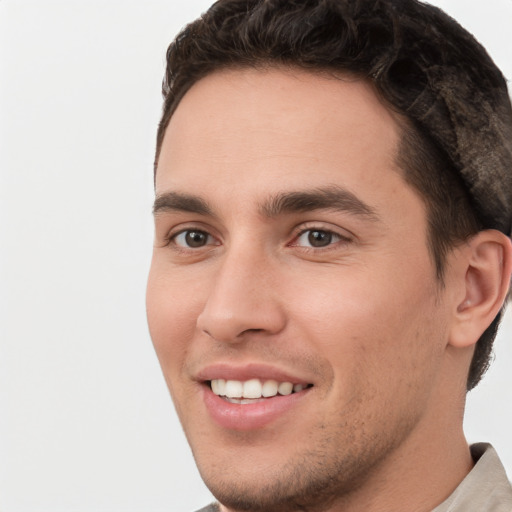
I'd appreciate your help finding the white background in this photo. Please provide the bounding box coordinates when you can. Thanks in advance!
[0,1,511,511]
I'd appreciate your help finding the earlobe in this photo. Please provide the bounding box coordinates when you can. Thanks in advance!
[449,230,512,348]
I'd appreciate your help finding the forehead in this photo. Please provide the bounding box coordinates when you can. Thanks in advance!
[156,67,406,207]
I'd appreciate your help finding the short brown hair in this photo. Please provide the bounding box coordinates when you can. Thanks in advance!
[155,0,512,389]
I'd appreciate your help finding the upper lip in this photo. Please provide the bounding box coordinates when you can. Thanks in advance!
[195,362,313,385]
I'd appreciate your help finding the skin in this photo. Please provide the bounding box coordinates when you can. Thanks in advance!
[146,68,507,512]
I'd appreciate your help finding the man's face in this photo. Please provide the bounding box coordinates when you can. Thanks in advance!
[147,68,455,511]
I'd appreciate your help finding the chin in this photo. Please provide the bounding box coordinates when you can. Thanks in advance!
[192,443,373,512]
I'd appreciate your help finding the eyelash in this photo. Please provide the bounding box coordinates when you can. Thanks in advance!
[164,222,353,254]
[165,228,218,250]
[289,226,352,251]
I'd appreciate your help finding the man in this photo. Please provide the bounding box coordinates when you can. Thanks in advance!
[146,0,512,511]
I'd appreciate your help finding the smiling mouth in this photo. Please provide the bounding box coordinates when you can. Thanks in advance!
[208,378,313,404]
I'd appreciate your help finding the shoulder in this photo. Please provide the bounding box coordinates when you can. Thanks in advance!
[194,504,220,512]
[433,443,512,512]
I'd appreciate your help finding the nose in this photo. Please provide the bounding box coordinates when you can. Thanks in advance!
[196,249,287,343]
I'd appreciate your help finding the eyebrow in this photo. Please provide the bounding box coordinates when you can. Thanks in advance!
[260,186,380,221]
[152,186,380,222]
[153,192,212,216]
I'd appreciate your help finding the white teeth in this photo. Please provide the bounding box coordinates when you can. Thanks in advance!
[211,378,225,396]
[278,381,293,396]
[225,397,262,404]
[262,379,278,397]
[210,378,309,399]
[224,380,243,398]
[243,379,262,399]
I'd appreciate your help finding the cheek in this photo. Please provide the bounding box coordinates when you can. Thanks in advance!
[146,263,204,373]
[288,260,443,387]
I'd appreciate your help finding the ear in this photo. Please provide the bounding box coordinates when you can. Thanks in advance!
[449,230,512,348]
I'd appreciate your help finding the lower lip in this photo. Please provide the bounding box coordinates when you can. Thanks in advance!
[203,386,310,431]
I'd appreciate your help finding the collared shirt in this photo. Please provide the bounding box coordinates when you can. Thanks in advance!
[195,444,512,512]
[433,443,512,512]
[195,505,219,512]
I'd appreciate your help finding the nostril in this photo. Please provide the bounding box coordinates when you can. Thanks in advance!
[196,279,287,342]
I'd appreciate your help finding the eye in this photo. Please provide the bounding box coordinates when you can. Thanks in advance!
[172,229,215,248]
[294,229,343,248]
